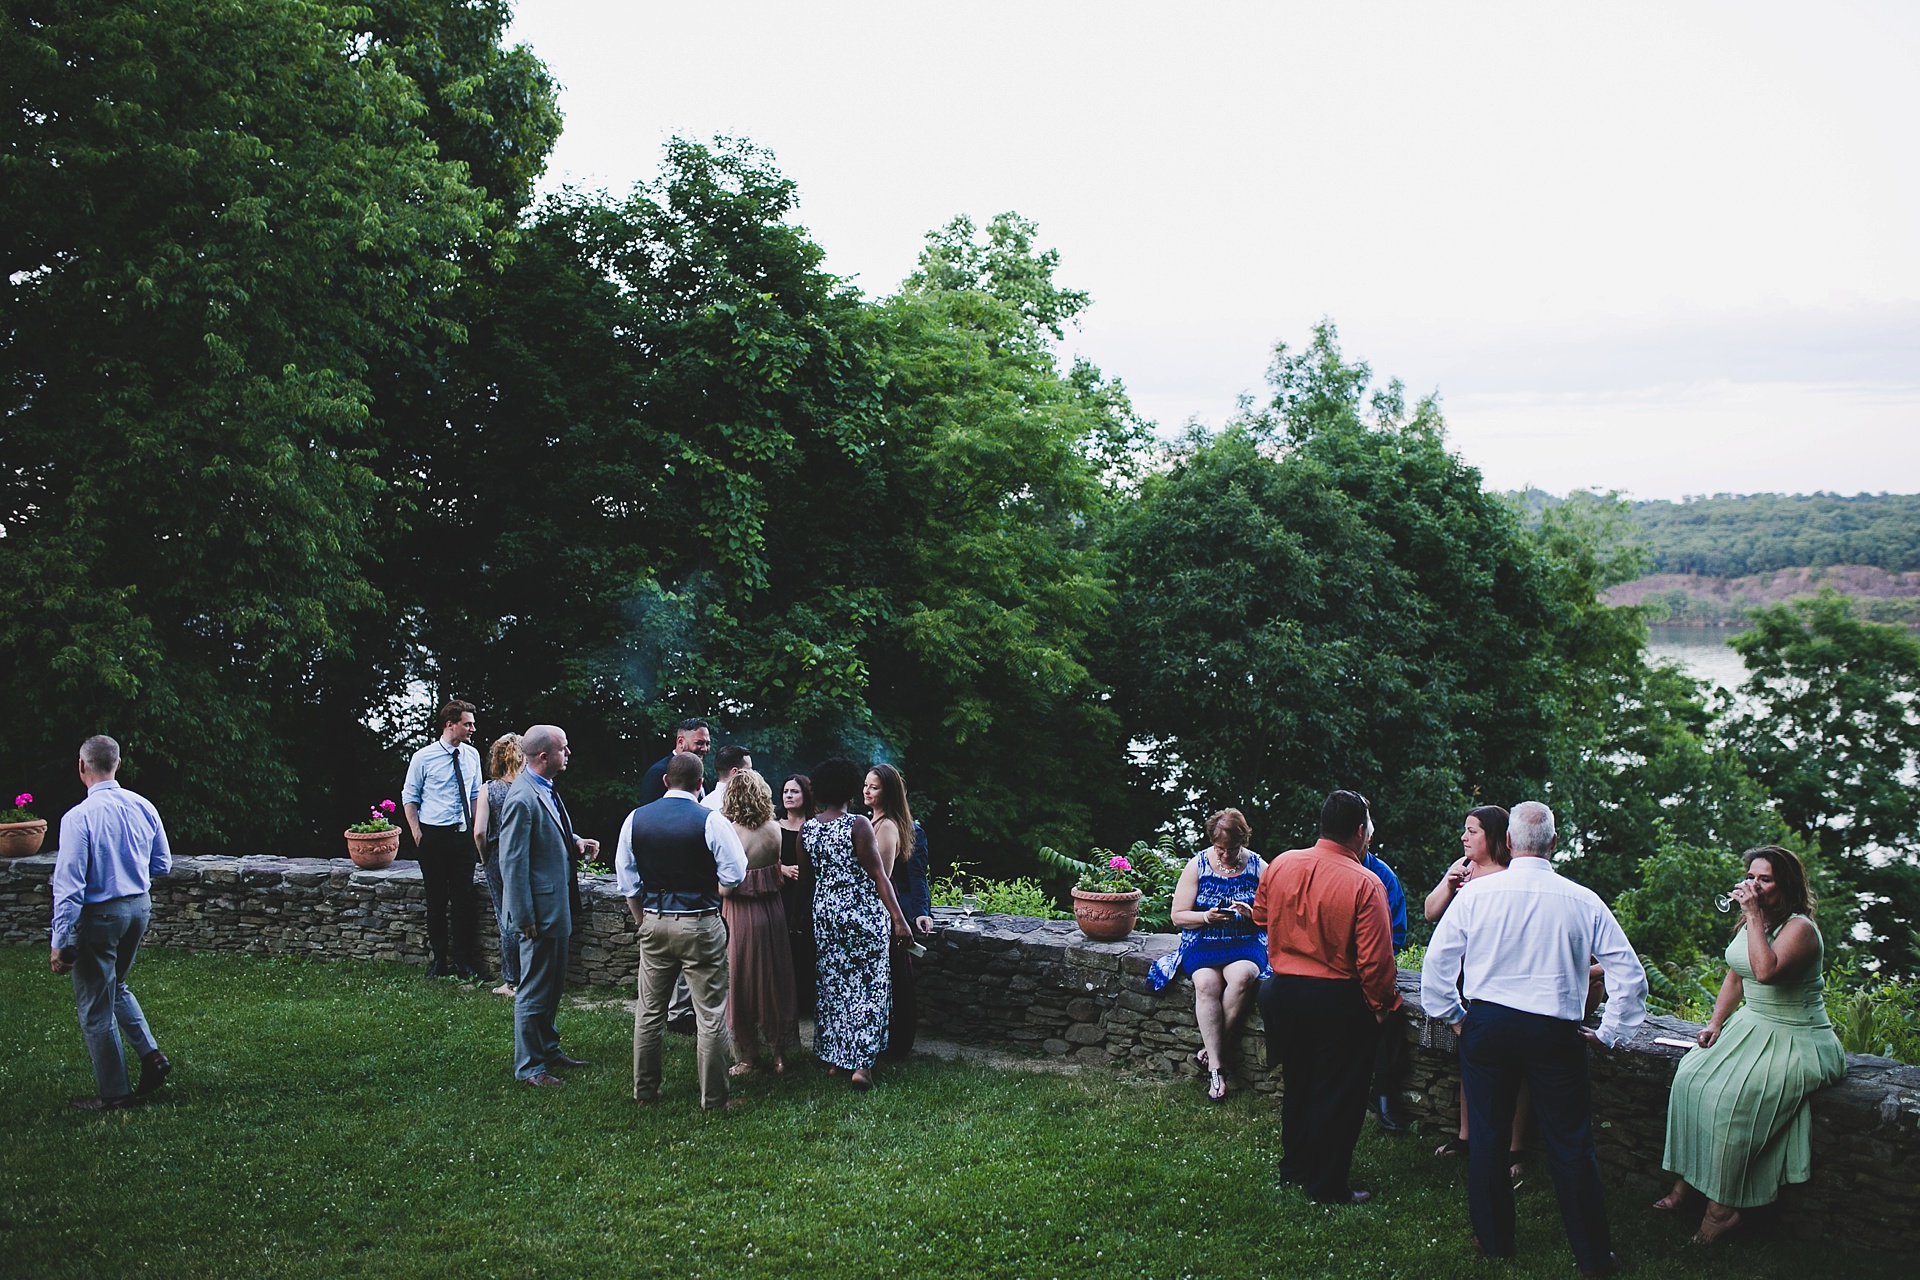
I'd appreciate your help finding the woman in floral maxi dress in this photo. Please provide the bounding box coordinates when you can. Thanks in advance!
[805,758,912,1091]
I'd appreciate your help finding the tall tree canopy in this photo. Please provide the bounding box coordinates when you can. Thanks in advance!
[1,0,556,840]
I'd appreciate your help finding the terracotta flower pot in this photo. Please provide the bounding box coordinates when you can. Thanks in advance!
[0,819,47,857]
[344,827,400,870]
[1071,887,1143,941]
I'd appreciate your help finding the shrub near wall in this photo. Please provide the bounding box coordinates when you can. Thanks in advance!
[2,854,1916,1253]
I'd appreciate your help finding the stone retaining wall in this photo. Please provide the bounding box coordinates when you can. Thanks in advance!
[3,853,1915,1253]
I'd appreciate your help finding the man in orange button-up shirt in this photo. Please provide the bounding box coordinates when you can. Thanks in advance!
[1253,789,1400,1205]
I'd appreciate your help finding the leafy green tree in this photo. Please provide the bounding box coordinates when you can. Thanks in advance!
[1729,592,1920,969]
[1,0,524,840]
[1106,324,1569,884]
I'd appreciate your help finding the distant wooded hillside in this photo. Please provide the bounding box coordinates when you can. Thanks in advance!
[1520,491,1920,577]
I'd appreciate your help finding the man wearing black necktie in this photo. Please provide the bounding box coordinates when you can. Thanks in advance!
[402,700,484,977]
[498,723,601,1085]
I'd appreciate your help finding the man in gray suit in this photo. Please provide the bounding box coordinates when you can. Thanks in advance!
[498,723,599,1086]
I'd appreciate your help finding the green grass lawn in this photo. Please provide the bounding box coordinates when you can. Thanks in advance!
[0,948,1902,1279]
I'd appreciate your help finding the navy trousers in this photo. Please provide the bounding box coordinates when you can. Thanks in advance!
[1459,1001,1613,1269]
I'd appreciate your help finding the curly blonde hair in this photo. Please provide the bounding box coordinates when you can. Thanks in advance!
[488,733,524,781]
[721,768,775,829]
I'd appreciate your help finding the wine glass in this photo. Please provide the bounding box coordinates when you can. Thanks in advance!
[1713,893,1733,914]
[960,890,979,929]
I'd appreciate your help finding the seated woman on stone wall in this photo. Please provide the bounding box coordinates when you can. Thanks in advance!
[1656,845,1845,1244]
[1148,808,1270,1102]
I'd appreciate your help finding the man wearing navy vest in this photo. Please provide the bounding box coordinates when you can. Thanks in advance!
[617,752,747,1110]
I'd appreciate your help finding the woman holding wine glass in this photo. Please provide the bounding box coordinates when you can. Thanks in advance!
[806,758,912,1091]
[777,775,817,1012]
[1656,846,1845,1244]
[1425,806,1532,1172]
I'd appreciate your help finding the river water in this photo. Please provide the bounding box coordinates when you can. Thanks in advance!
[1644,624,1748,691]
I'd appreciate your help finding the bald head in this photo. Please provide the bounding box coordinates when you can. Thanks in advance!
[521,724,569,778]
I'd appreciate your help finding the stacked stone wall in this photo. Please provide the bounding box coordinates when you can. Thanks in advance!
[2,854,1914,1252]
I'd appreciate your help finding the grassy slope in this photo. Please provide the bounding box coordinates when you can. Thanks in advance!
[0,948,1902,1280]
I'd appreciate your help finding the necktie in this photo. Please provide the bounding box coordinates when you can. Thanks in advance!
[552,788,577,851]
[446,745,472,832]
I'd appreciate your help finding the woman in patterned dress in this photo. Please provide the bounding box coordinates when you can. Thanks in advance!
[1149,808,1271,1101]
[806,757,912,1091]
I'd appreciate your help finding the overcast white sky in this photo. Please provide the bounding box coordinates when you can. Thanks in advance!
[506,0,1919,499]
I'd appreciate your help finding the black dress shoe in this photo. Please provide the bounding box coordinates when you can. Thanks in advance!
[522,1072,565,1087]
[135,1051,172,1097]
[71,1094,135,1111]
[550,1054,591,1069]
[1578,1253,1621,1277]
[1371,1094,1407,1132]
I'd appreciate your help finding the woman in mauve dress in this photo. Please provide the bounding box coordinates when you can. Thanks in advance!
[719,769,799,1075]
[807,757,911,1091]
[777,774,817,1013]
[1656,845,1845,1244]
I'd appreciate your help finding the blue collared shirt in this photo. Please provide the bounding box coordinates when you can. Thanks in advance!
[50,780,171,949]
[1363,851,1409,951]
[402,738,482,830]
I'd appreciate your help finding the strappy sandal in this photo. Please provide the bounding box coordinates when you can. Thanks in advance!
[1207,1068,1228,1102]
[1652,1184,1690,1211]
[1194,1047,1211,1070]
[728,1062,757,1077]
[1434,1136,1469,1158]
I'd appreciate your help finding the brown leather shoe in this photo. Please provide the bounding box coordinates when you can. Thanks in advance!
[522,1072,565,1087]
[71,1094,134,1111]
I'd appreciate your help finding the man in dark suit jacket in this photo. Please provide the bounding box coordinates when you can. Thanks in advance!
[639,718,711,804]
[498,723,599,1085]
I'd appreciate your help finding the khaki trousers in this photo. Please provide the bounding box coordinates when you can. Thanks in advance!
[633,911,730,1108]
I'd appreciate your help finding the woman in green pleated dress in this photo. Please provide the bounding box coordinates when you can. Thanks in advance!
[1657,845,1845,1244]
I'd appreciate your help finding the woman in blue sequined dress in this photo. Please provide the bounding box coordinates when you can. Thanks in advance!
[1149,808,1271,1101]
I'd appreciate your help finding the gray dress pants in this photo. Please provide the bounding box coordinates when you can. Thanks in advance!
[513,930,570,1079]
[71,893,160,1098]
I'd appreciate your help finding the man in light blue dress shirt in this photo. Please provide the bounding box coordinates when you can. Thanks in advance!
[1420,800,1648,1277]
[402,700,484,977]
[49,735,173,1109]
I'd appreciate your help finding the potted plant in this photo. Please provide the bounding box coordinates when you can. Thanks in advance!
[0,792,47,857]
[344,799,401,869]
[1039,837,1186,941]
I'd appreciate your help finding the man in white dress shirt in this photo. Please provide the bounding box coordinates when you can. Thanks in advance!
[402,700,484,977]
[701,745,752,812]
[1420,801,1647,1277]
[617,752,748,1110]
